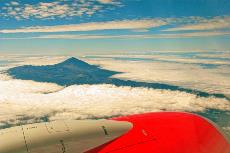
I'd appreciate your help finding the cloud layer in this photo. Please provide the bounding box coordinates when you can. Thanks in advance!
[1,31,229,40]
[0,19,166,33]
[1,0,122,20]
[84,54,230,96]
[164,16,230,31]
[0,55,229,139]
[0,80,229,128]
[0,15,229,40]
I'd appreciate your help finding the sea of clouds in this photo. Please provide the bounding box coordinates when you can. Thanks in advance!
[0,80,229,126]
[0,53,229,138]
[84,52,230,96]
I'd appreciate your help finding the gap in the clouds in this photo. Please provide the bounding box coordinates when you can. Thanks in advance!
[196,109,230,140]
[6,57,229,100]
[0,114,50,129]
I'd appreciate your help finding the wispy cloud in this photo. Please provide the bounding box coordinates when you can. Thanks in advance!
[0,19,167,33]
[97,0,121,5]
[157,31,230,38]
[164,16,230,31]
[1,31,229,40]
[1,16,229,34]
[0,0,122,20]
[10,1,19,6]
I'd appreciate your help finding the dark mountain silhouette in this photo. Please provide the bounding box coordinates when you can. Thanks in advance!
[7,57,119,86]
[7,57,228,100]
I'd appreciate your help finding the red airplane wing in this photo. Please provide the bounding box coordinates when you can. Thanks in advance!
[86,112,230,153]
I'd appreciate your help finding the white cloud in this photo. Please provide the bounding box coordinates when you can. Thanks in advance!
[36,31,230,38]
[0,81,229,128]
[0,79,63,94]
[0,19,167,33]
[10,1,19,6]
[0,55,68,67]
[223,127,230,136]
[2,54,229,98]
[84,56,230,96]
[97,0,121,5]
[1,0,122,20]
[1,31,229,39]
[97,0,114,4]
[0,55,229,138]
[0,15,229,34]
[164,16,230,31]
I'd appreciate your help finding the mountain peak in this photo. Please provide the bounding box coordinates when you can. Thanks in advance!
[59,57,91,67]
[63,57,84,63]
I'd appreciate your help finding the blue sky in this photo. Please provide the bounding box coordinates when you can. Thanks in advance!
[0,0,229,54]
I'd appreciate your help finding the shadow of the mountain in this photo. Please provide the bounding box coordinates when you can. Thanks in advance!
[7,57,229,100]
